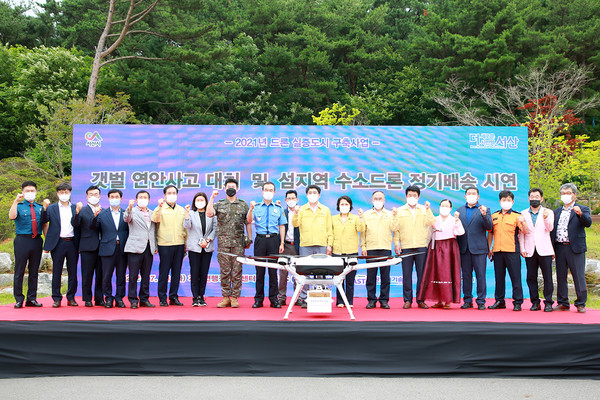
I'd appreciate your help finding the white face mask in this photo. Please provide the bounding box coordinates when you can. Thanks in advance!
[465,194,478,205]
[500,201,513,211]
[137,198,149,208]
[109,198,121,207]
[339,205,351,214]
[58,194,71,203]
[286,200,297,209]
[307,194,319,204]
[372,200,384,210]
[406,197,418,207]
[439,206,452,217]
[561,194,573,205]
[195,200,206,209]
[263,191,274,201]
[88,196,100,205]
[166,194,177,204]
[24,192,37,202]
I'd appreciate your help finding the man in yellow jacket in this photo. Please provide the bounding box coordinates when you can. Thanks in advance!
[291,185,333,307]
[394,185,435,309]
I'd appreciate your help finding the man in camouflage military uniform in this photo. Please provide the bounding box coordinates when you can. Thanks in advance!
[207,178,252,308]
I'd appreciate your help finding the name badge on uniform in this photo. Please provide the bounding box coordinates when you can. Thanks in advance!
[257,216,262,221]
[274,208,279,214]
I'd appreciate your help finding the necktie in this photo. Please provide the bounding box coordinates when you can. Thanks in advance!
[30,203,38,238]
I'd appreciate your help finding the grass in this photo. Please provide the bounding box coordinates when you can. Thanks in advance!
[586,222,600,260]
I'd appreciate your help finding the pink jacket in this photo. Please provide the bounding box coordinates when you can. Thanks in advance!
[518,207,554,257]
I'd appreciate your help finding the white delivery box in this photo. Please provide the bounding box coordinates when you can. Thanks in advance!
[306,289,333,313]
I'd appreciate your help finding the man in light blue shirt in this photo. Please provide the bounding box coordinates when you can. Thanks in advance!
[247,181,287,308]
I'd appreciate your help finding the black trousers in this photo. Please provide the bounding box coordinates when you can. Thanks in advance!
[157,244,185,302]
[401,247,428,303]
[555,243,587,307]
[335,253,358,305]
[525,250,554,306]
[493,251,523,305]
[80,250,103,303]
[13,235,42,303]
[189,250,213,299]
[127,243,153,303]
[51,239,79,302]
[253,234,279,303]
[101,244,127,303]
[366,249,392,302]
[460,252,488,305]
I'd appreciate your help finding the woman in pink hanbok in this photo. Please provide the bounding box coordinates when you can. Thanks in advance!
[417,199,465,309]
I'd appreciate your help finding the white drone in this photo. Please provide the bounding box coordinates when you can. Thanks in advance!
[235,252,416,320]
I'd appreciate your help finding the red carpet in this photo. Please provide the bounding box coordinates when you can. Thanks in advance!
[1,296,598,323]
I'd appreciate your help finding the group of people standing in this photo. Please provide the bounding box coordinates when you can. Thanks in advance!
[9,178,591,314]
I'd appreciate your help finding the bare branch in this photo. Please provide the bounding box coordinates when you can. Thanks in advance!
[100,55,166,67]
[107,29,167,38]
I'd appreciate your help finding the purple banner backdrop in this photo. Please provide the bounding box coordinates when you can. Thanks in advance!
[72,125,529,298]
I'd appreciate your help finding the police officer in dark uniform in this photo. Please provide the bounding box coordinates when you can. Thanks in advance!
[9,181,47,308]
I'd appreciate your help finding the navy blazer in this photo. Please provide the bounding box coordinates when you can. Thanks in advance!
[456,203,493,255]
[72,205,100,252]
[91,207,129,257]
[43,203,80,252]
[551,203,592,254]
[283,208,301,254]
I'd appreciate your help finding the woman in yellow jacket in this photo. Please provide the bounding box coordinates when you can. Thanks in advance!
[331,195,365,307]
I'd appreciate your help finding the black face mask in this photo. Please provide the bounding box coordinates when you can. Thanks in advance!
[226,188,237,197]
[529,199,541,208]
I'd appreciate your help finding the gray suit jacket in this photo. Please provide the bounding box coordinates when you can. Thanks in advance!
[123,207,157,254]
[183,211,217,253]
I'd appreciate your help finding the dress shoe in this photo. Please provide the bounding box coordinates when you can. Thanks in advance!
[130,302,138,309]
[488,301,506,309]
[252,301,264,308]
[577,305,587,313]
[477,304,486,310]
[366,300,377,309]
[403,301,412,309]
[544,304,553,312]
[270,301,281,309]
[25,300,43,307]
[513,304,522,311]
[14,302,23,309]
[442,303,451,310]
[217,297,231,308]
[198,297,207,306]
[159,300,169,307]
[379,300,390,309]
[116,301,126,308]
[140,301,155,308]
[104,302,113,308]
[95,301,106,307]
[230,297,239,308]
[169,298,183,306]
[417,301,429,309]
[553,304,570,311]
[52,300,61,308]
[432,302,444,309]
[460,302,473,309]
[84,301,93,307]
[67,299,78,307]
[529,303,541,311]
[279,299,286,306]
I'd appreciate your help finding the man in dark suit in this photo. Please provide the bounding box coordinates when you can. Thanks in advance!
[551,183,592,313]
[72,185,104,307]
[457,186,493,310]
[43,182,80,308]
[279,189,301,306]
[91,189,129,308]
